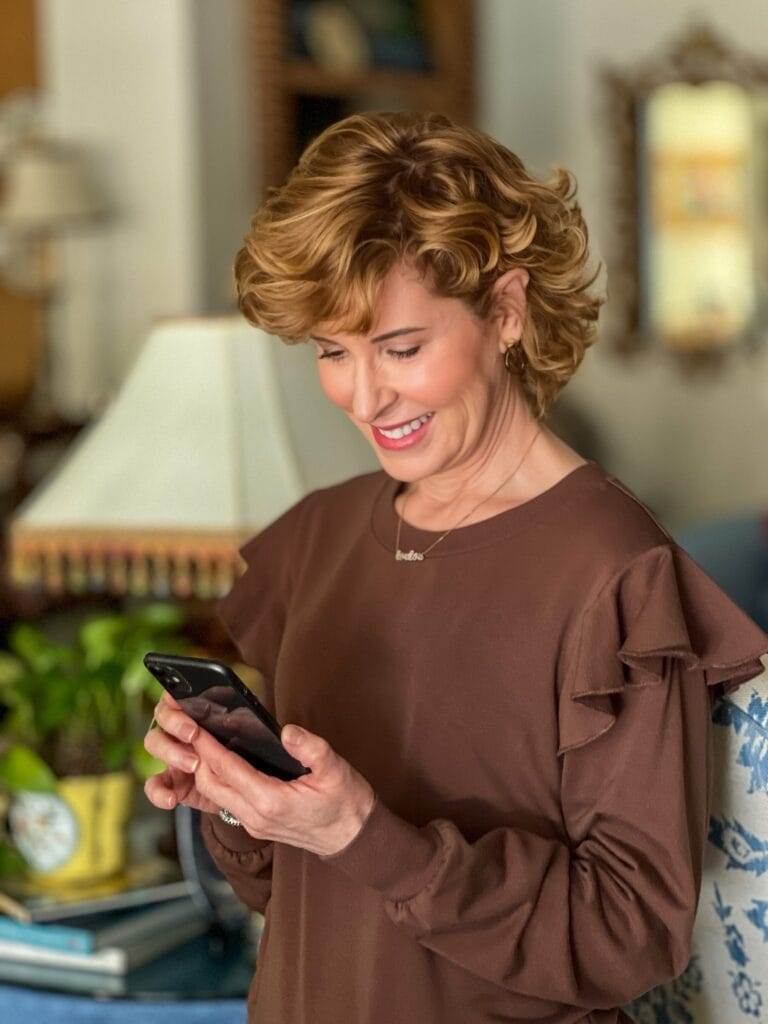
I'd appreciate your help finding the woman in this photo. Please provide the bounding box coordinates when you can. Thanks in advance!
[144,111,768,1024]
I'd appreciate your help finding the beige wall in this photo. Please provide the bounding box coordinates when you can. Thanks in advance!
[37,0,206,416]
[36,0,259,419]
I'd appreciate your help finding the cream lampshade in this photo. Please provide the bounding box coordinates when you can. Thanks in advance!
[7,315,378,599]
[0,137,104,231]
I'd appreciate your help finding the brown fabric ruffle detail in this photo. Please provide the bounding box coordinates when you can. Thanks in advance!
[557,543,768,757]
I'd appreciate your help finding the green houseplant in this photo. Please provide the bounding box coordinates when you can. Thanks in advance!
[0,603,189,886]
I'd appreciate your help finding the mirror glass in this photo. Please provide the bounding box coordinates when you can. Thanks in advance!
[639,81,768,352]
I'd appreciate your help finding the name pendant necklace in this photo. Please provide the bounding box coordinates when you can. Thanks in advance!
[394,427,543,562]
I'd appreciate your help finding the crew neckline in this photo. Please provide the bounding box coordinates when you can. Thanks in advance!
[370,459,603,557]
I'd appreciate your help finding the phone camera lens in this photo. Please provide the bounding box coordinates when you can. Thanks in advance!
[168,670,192,695]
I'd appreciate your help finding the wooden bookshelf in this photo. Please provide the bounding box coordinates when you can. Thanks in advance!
[251,0,476,193]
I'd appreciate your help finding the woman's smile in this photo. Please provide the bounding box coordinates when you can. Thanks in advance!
[372,411,435,450]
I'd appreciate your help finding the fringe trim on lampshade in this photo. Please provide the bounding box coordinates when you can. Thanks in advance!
[7,526,253,600]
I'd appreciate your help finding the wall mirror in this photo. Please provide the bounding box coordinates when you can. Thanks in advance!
[600,21,768,373]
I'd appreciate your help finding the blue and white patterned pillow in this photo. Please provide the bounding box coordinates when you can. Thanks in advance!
[626,664,768,1023]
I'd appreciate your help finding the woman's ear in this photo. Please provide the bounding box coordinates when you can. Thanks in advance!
[491,268,529,353]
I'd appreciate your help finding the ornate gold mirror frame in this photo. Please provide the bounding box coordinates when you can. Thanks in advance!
[600,21,768,374]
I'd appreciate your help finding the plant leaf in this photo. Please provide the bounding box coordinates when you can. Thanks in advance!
[122,656,155,697]
[133,603,185,631]
[8,624,60,673]
[80,616,127,668]
[36,673,82,737]
[103,736,130,772]
[0,745,57,793]
[0,840,26,879]
[0,654,24,688]
[130,741,165,781]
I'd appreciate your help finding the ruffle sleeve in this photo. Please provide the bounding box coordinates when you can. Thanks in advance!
[557,542,768,757]
[202,492,316,871]
[215,490,316,684]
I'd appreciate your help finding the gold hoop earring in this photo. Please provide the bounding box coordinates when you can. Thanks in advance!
[503,340,527,375]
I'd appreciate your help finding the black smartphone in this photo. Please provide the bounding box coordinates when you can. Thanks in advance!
[143,652,311,781]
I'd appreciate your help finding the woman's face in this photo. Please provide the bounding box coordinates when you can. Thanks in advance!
[310,261,528,483]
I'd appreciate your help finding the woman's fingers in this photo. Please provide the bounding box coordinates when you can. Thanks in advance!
[193,759,256,826]
[144,724,199,773]
[160,690,182,711]
[154,697,199,743]
[144,765,219,815]
[192,722,277,792]
[144,767,193,809]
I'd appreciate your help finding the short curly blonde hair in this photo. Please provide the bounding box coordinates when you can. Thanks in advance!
[234,110,605,420]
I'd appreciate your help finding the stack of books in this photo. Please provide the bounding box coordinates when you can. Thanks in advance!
[0,870,213,996]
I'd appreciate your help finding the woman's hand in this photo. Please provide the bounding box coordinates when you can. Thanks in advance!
[190,714,376,857]
[143,692,218,815]
[144,692,377,857]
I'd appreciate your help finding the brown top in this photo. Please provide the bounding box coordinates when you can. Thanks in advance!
[200,459,768,1024]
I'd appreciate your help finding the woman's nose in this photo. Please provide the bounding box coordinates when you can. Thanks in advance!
[350,361,392,423]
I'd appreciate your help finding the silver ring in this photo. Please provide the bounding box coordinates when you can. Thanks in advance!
[218,807,242,827]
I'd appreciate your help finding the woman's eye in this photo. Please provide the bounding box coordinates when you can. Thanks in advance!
[317,346,421,362]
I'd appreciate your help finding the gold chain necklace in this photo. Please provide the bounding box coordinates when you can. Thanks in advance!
[394,428,543,562]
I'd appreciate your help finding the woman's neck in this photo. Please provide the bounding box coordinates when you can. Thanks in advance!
[394,415,586,533]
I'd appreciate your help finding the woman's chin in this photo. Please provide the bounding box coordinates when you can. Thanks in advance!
[376,451,441,483]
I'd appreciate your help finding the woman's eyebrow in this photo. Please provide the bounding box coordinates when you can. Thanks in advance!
[312,326,427,344]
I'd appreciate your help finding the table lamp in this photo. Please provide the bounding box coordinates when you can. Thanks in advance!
[0,136,106,423]
[6,315,378,599]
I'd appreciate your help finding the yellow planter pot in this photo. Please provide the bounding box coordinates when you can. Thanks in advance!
[9,770,135,888]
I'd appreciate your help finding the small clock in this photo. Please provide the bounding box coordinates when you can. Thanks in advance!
[9,791,79,873]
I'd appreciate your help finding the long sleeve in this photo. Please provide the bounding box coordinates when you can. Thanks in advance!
[318,543,768,1011]
[199,491,317,908]
[199,811,275,916]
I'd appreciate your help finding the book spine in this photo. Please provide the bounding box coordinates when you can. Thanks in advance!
[0,918,93,953]
[0,938,124,972]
